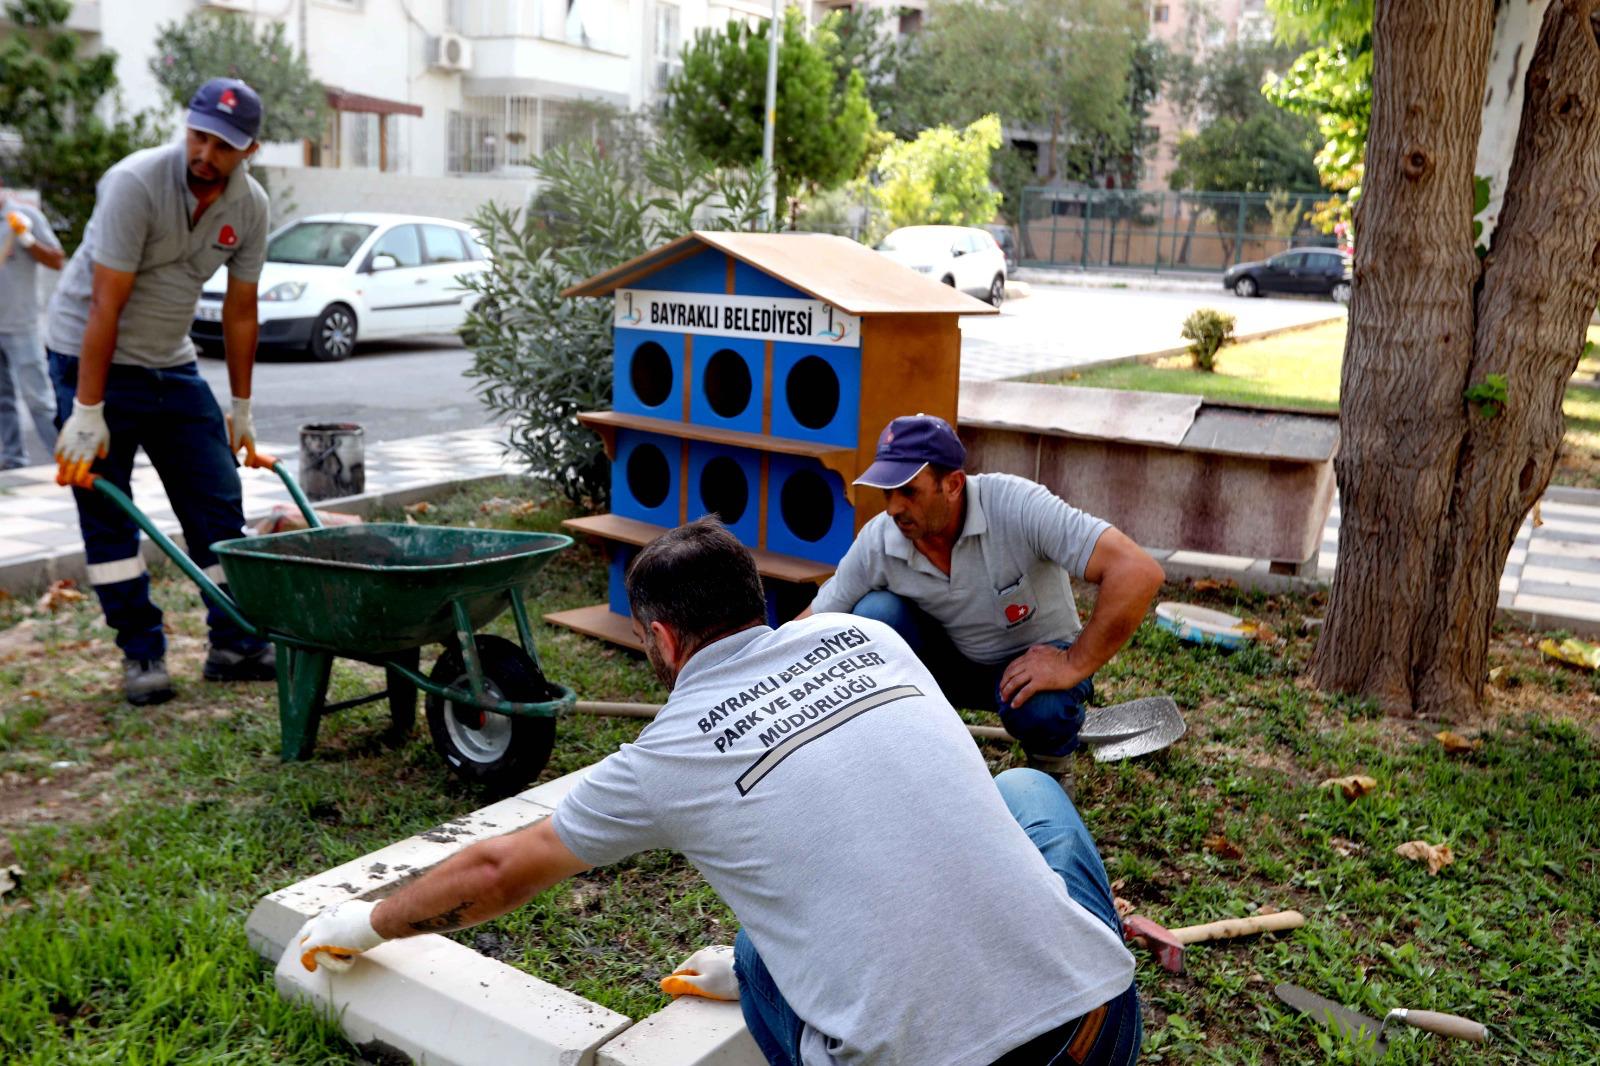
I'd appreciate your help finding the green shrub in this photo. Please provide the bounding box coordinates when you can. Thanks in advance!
[460,140,770,511]
[1181,307,1236,372]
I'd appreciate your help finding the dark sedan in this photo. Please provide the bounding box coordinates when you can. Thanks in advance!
[1224,248,1351,303]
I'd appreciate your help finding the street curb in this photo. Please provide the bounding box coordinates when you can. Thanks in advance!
[0,470,526,595]
[1013,267,1223,294]
[1006,313,1346,381]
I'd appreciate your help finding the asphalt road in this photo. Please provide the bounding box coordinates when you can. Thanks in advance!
[9,281,1343,463]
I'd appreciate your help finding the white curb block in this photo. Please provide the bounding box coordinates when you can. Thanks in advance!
[597,998,762,1066]
[276,931,631,1065]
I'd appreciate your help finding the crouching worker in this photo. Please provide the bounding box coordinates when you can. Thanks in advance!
[294,517,1142,1065]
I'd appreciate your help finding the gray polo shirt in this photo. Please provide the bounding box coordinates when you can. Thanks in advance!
[810,473,1110,664]
[0,198,61,333]
[46,143,268,368]
[553,615,1135,1066]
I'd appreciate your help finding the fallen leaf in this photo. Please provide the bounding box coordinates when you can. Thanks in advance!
[1487,666,1509,688]
[1203,834,1243,860]
[1329,836,1366,858]
[1435,731,1483,756]
[1538,637,1600,670]
[0,865,20,898]
[1319,774,1378,800]
[404,501,433,516]
[33,580,85,613]
[1395,840,1454,876]
[1114,896,1136,919]
[1193,578,1236,593]
[1531,501,1544,528]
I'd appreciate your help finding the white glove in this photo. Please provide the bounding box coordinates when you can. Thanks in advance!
[227,396,256,461]
[295,900,386,973]
[55,399,109,486]
[6,211,34,248]
[659,944,740,1001]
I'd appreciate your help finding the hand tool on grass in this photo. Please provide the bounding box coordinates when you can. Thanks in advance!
[1274,982,1488,1054]
[1123,910,1304,973]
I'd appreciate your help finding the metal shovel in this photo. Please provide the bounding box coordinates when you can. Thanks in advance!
[1079,696,1186,762]
[1274,982,1488,1055]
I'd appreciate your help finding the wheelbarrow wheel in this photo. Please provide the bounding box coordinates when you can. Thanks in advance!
[425,636,556,792]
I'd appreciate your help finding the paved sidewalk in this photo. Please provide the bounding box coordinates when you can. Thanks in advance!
[4,425,1600,635]
[0,427,521,589]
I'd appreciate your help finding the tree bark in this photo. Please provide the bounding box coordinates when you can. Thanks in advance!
[1310,0,1496,710]
[1314,0,1600,716]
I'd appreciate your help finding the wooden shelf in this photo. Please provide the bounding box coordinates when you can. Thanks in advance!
[577,410,861,502]
[563,513,837,585]
[545,604,645,652]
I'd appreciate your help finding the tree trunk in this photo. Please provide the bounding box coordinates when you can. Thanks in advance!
[1313,0,1600,716]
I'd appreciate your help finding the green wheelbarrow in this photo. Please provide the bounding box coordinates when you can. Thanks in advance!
[74,452,575,790]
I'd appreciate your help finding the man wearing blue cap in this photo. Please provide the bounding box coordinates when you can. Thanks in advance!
[805,414,1165,774]
[46,78,275,705]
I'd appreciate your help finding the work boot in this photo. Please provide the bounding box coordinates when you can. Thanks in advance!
[124,658,175,706]
[204,643,277,682]
[1025,751,1076,801]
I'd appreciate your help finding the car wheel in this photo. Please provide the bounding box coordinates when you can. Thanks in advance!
[195,340,224,360]
[1233,276,1258,298]
[987,274,1006,307]
[942,275,956,287]
[308,304,357,362]
[1331,281,1352,305]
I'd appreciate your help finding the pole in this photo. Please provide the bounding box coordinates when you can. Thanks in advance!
[762,0,781,225]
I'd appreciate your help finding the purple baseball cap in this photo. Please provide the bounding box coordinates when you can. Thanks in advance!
[186,78,263,150]
[854,414,967,490]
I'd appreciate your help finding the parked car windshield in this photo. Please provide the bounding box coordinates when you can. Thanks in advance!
[267,222,378,267]
[876,230,950,254]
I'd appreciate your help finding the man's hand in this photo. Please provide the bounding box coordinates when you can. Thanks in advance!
[55,399,109,486]
[227,396,256,461]
[296,900,386,973]
[999,644,1086,708]
[660,945,740,1001]
[6,211,34,248]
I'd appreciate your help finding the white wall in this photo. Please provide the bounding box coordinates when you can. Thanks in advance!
[257,165,530,226]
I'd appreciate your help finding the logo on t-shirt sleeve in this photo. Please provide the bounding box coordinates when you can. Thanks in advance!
[216,224,238,249]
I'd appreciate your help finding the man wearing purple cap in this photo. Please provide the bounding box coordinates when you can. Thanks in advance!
[805,414,1165,773]
[46,78,275,706]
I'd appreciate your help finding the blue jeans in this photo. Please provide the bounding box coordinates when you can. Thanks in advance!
[851,590,1093,757]
[735,768,1141,1065]
[49,352,263,661]
[0,327,57,466]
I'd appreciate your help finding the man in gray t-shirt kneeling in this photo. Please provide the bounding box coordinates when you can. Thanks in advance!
[293,518,1142,1065]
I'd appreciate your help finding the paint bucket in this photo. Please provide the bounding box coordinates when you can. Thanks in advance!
[299,422,365,501]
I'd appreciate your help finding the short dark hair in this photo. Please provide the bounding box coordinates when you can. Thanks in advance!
[929,463,961,482]
[626,517,766,647]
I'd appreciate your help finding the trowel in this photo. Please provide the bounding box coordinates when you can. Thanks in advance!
[1079,696,1186,762]
[1274,982,1488,1055]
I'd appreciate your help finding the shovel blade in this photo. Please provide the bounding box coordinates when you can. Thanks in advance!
[1082,696,1186,762]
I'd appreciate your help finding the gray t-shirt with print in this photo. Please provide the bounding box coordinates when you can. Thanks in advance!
[0,199,61,332]
[552,615,1135,1066]
[810,473,1111,665]
[46,143,268,368]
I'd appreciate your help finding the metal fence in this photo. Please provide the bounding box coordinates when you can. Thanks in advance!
[1015,188,1336,273]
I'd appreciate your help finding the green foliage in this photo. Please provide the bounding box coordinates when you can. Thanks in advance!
[1181,308,1236,372]
[1473,174,1492,256]
[149,12,329,144]
[1465,373,1509,419]
[871,115,1003,229]
[1263,0,1373,192]
[0,0,166,249]
[664,8,876,208]
[823,7,913,141]
[460,143,770,509]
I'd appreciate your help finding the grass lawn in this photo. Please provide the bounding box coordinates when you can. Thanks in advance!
[2,477,1598,1063]
[1061,320,1600,490]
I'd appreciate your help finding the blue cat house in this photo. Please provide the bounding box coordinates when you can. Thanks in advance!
[545,231,995,649]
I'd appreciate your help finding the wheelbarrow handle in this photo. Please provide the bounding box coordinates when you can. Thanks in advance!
[245,451,323,530]
[73,474,262,638]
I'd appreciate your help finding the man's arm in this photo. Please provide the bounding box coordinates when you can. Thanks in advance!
[75,265,137,405]
[370,819,592,939]
[797,521,885,620]
[999,528,1163,706]
[221,274,258,400]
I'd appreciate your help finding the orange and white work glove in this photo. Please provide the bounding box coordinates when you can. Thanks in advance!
[659,944,740,1001]
[6,211,35,248]
[296,900,386,973]
[227,396,257,462]
[55,399,109,486]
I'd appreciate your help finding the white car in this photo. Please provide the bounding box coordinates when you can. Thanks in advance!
[874,225,1008,306]
[192,212,491,361]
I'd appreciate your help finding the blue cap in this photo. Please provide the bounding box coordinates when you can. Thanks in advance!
[854,414,967,490]
[186,78,263,150]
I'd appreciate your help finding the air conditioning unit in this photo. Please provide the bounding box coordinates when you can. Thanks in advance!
[429,33,473,73]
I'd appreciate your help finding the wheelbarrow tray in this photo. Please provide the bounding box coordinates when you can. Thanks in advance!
[211,523,572,654]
